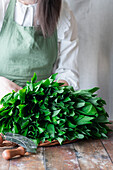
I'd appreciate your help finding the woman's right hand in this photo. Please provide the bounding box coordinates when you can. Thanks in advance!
[0,76,22,101]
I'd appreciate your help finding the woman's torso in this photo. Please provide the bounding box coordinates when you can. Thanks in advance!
[0,0,58,87]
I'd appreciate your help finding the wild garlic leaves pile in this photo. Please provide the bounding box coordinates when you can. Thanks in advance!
[0,73,111,145]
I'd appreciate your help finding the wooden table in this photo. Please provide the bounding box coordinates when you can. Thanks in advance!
[0,123,113,170]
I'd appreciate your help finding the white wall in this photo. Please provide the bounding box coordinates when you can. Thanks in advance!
[66,0,113,120]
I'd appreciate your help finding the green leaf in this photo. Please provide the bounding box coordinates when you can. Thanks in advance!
[52,110,61,117]
[13,92,19,100]
[47,124,55,138]
[63,97,71,102]
[60,119,66,124]
[12,123,19,133]
[51,106,58,110]
[88,87,99,93]
[50,73,58,81]
[17,104,26,117]
[35,113,40,119]
[8,109,13,116]
[76,99,85,108]
[41,109,51,116]
[31,72,37,83]
[38,127,45,134]
[32,97,38,104]
[57,137,64,145]
[29,83,34,91]
[77,134,84,139]
[69,111,75,117]
[18,89,26,102]
[57,129,65,136]
[95,115,109,123]
[81,102,97,115]
[67,121,77,128]
[0,109,11,116]
[88,98,99,106]
[52,116,59,125]
[101,133,107,138]
[0,93,13,104]
[45,116,51,122]
[52,81,60,87]
[76,116,94,125]
[42,79,50,87]
[22,128,28,136]
[0,106,7,113]
[57,89,64,94]
[22,120,29,129]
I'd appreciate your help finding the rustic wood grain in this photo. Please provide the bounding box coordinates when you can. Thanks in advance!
[44,143,80,170]
[9,147,45,170]
[73,139,113,170]
[101,122,113,163]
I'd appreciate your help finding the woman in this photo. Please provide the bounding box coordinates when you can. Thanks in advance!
[0,0,79,100]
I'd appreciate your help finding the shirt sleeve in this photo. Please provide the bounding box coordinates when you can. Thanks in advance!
[53,1,79,90]
[0,0,10,31]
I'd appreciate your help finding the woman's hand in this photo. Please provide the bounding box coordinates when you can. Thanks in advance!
[58,79,69,86]
[0,76,22,100]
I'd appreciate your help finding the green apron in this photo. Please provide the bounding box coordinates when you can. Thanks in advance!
[0,0,58,87]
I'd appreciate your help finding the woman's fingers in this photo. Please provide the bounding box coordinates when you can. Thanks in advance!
[58,79,69,86]
[10,83,22,92]
[0,77,22,100]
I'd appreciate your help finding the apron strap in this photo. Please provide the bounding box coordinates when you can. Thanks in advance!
[4,0,16,22]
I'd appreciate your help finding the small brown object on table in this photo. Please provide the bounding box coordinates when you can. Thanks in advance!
[0,122,113,170]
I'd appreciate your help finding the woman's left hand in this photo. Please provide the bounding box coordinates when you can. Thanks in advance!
[0,77,22,108]
[58,80,69,86]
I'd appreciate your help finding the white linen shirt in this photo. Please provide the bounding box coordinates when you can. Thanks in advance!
[0,0,79,90]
